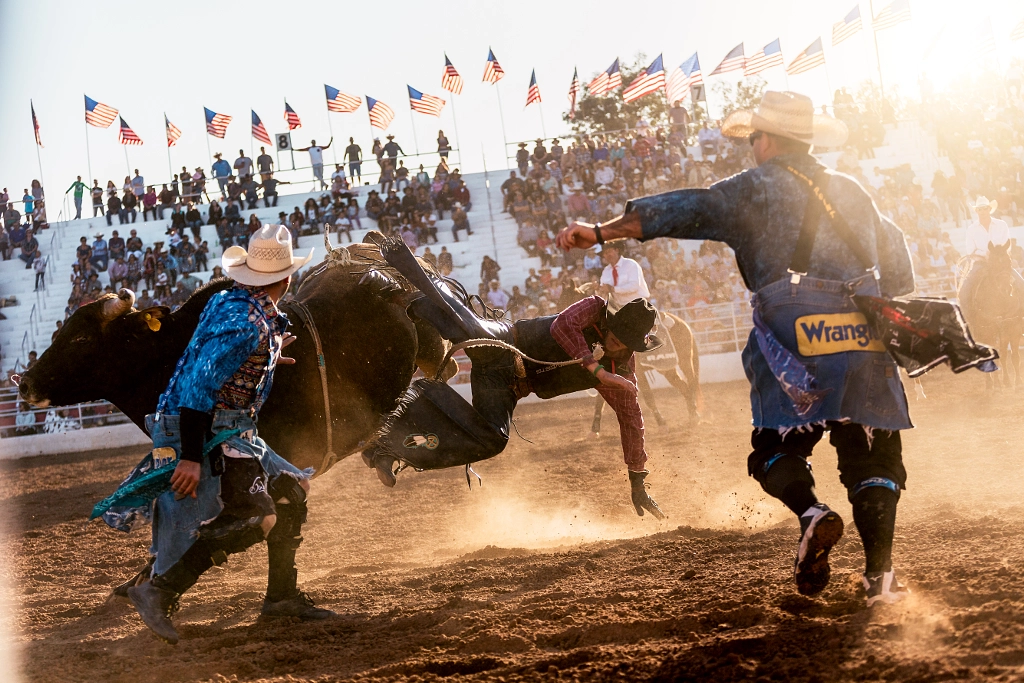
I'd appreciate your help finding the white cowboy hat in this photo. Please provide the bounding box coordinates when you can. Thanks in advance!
[970,195,997,211]
[221,224,313,286]
[721,91,848,147]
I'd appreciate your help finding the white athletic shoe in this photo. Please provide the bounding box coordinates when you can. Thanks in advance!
[862,570,911,606]
[795,503,845,596]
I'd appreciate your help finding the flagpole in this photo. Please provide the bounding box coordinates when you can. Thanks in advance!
[449,96,463,171]
[203,109,213,176]
[83,95,93,185]
[164,113,174,179]
[537,101,548,140]
[31,101,46,202]
[123,146,131,176]
[495,84,509,170]
[325,107,337,165]
[408,107,421,155]
[869,0,886,93]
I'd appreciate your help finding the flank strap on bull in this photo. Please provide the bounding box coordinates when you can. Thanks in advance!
[284,299,339,477]
[432,338,584,381]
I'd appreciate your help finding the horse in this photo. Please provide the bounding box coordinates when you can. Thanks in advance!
[959,242,1024,390]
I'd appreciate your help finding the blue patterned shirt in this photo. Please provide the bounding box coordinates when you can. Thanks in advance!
[158,284,289,416]
[625,153,914,297]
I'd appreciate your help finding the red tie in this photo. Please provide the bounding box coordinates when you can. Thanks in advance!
[612,264,619,286]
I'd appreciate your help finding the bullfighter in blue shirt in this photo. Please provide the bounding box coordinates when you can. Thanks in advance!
[557,92,915,607]
[127,225,329,643]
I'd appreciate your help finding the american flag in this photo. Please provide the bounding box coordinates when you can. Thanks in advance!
[367,96,395,130]
[284,102,302,130]
[622,54,665,104]
[205,107,231,138]
[873,0,911,31]
[84,95,118,128]
[408,85,446,117]
[251,110,272,145]
[525,70,542,107]
[710,43,745,75]
[832,5,863,46]
[325,84,361,113]
[666,53,702,106]
[482,48,504,84]
[165,114,182,147]
[1012,18,1024,41]
[787,37,826,75]
[442,54,464,94]
[588,58,622,96]
[31,101,42,147]
[745,39,784,75]
[567,68,580,120]
[118,117,142,146]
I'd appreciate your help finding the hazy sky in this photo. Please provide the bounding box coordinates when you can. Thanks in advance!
[1,0,1021,207]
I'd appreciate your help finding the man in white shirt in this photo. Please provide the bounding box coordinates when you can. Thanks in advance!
[598,241,649,311]
[960,195,1023,322]
[485,280,509,310]
[296,138,334,191]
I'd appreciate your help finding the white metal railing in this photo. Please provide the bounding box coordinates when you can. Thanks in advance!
[0,390,130,438]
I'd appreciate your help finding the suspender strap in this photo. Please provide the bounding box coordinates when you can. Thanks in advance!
[782,164,880,283]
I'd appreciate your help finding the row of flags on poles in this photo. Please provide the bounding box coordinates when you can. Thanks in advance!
[28,2,1024,150]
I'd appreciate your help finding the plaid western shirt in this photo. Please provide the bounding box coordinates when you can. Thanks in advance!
[550,296,647,471]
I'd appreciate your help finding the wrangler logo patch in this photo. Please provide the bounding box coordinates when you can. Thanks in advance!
[794,313,884,356]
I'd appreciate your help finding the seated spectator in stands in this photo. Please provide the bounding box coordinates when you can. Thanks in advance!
[75,236,91,268]
[106,192,122,227]
[126,254,142,290]
[452,179,472,211]
[108,256,128,290]
[195,240,209,272]
[9,222,27,256]
[566,185,589,221]
[231,216,249,247]
[480,254,501,284]
[342,198,360,233]
[122,189,138,223]
[226,176,243,209]
[216,218,232,250]
[125,229,143,261]
[136,289,153,311]
[107,230,125,262]
[170,281,190,309]
[452,203,472,242]
[288,209,303,247]
[90,233,108,272]
[437,246,453,276]
[241,213,258,238]
[142,248,156,290]
[395,160,410,191]
[141,186,158,221]
[178,270,201,294]
[185,202,203,241]
[169,204,186,235]
[511,191,531,228]
[381,191,402,234]
[224,201,242,232]
[156,184,174,219]
[500,171,523,213]
[303,197,321,235]
[206,200,223,226]
[241,175,259,209]
[365,191,384,221]
[3,204,20,231]
[517,219,540,255]
[421,210,438,244]
[15,402,37,436]
[400,223,419,250]
[0,225,9,261]
[153,264,170,299]
[485,280,510,310]
[177,234,196,273]
[261,177,286,208]
[379,162,395,195]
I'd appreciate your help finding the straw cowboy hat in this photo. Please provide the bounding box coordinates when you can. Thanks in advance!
[221,224,313,286]
[722,91,848,147]
[970,195,998,212]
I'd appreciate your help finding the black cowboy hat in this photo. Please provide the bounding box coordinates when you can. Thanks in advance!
[607,299,663,353]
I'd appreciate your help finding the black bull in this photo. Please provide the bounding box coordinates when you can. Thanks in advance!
[17,263,452,474]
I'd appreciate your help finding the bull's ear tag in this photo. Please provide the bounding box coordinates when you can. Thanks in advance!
[144,313,161,332]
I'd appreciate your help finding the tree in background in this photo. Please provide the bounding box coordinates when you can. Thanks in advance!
[563,54,670,135]
[711,77,768,121]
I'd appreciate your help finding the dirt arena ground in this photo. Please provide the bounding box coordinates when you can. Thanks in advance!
[4,371,1024,682]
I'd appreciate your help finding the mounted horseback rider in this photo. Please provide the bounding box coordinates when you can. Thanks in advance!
[361,237,668,519]
[958,195,1024,325]
[557,91,918,606]
[126,225,334,644]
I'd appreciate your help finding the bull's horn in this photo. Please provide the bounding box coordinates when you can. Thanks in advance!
[324,224,334,253]
[102,288,136,320]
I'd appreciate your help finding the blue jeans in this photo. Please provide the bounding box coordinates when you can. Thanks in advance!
[146,410,310,574]
[743,275,911,431]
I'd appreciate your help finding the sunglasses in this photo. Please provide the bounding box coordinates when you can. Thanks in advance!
[748,131,764,146]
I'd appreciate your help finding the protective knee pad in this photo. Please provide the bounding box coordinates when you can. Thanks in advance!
[266,502,305,550]
[849,477,901,501]
[759,453,816,500]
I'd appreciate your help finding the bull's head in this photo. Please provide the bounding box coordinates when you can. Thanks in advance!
[18,288,169,409]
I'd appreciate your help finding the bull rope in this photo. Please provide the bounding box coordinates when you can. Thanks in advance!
[285,299,338,477]
[433,338,589,381]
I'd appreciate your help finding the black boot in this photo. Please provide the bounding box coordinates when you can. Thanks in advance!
[628,470,666,519]
[262,498,336,620]
[361,447,397,487]
[128,541,214,644]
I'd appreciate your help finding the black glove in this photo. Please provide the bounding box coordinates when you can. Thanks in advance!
[628,470,666,519]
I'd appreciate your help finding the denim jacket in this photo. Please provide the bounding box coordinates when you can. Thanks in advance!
[626,153,915,431]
